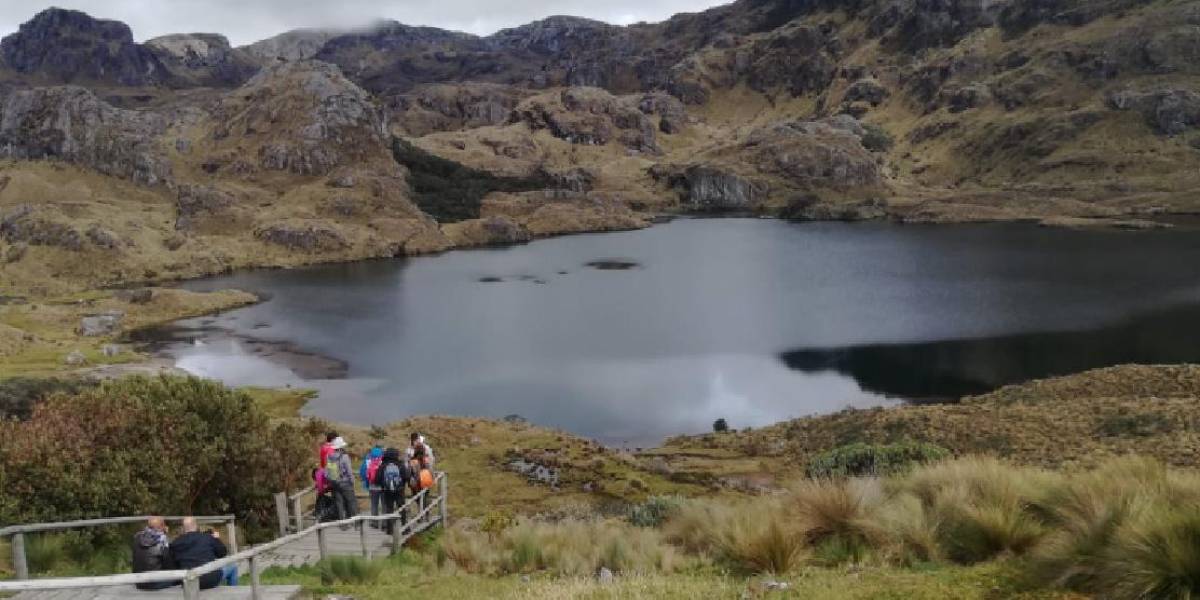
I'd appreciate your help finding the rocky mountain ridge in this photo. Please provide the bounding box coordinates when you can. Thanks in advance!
[0,0,1197,296]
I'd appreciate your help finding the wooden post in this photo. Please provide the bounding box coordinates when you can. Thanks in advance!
[226,520,239,556]
[11,532,28,580]
[182,576,200,600]
[391,515,402,555]
[274,492,289,536]
[249,554,262,600]
[439,474,449,528]
[317,527,329,562]
[292,497,303,533]
[359,519,369,557]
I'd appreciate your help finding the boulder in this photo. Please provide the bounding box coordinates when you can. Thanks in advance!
[672,166,763,211]
[78,311,124,337]
[102,344,123,357]
[86,225,119,250]
[175,184,236,230]
[844,79,890,106]
[114,288,154,304]
[64,350,87,366]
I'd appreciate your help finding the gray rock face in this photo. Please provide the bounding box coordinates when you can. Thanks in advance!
[0,8,170,86]
[144,33,259,87]
[64,350,87,366]
[387,83,527,135]
[78,311,124,337]
[255,222,348,252]
[784,195,888,221]
[1108,88,1200,135]
[241,29,341,62]
[0,87,171,186]
[674,166,762,211]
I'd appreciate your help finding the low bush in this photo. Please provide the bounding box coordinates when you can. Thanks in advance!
[628,496,684,528]
[318,556,385,585]
[391,137,552,222]
[806,441,949,479]
[861,123,895,153]
[0,375,318,540]
[0,376,90,420]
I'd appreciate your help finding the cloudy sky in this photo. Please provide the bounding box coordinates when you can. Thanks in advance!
[1,1,731,46]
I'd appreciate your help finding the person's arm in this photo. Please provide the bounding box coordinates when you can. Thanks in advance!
[210,535,227,559]
[359,457,368,487]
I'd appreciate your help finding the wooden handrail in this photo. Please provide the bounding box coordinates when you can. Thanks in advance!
[0,473,448,600]
[0,515,235,537]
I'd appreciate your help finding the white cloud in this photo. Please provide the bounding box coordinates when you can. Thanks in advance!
[0,0,732,46]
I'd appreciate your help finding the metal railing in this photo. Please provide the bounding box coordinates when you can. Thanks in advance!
[0,472,448,600]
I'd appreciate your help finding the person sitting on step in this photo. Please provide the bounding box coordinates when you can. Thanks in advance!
[170,517,236,589]
[132,516,179,590]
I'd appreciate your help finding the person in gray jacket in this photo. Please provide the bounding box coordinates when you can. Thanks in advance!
[325,436,357,523]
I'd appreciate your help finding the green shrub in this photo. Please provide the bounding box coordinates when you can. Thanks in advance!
[0,375,316,541]
[628,496,684,528]
[806,442,950,479]
[391,137,552,222]
[861,123,895,153]
[317,556,385,585]
[712,419,729,433]
[0,376,90,420]
[1096,413,1175,438]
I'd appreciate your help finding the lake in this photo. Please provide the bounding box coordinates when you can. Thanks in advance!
[144,218,1200,445]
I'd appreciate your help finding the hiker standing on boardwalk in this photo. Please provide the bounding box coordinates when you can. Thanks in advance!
[319,430,338,468]
[375,446,410,534]
[406,432,435,469]
[326,436,358,522]
[132,517,177,590]
[360,444,384,526]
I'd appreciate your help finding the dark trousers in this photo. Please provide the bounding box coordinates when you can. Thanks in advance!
[331,481,357,520]
[381,490,406,534]
[135,580,179,591]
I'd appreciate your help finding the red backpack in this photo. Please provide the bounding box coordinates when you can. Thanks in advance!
[366,456,382,484]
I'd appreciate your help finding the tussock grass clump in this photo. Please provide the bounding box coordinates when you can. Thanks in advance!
[442,519,678,577]
[317,556,385,584]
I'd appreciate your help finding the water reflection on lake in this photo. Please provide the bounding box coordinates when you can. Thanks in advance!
[147,218,1200,445]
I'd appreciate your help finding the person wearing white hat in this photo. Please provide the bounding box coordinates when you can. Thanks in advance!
[325,436,357,523]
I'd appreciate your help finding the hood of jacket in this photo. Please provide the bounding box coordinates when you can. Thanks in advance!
[134,527,167,549]
[369,446,383,459]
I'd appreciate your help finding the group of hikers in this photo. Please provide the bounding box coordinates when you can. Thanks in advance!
[128,431,437,590]
[316,430,436,532]
[131,516,237,591]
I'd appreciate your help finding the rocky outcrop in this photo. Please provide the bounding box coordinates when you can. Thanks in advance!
[240,29,341,63]
[209,60,392,176]
[386,84,529,135]
[0,87,171,185]
[667,166,763,211]
[0,8,170,86]
[0,205,83,251]
[255,221,349,252]
[441,215,532,247]
[144,33,259,87]
[1108,88,1200,135]
[515,87,664,153]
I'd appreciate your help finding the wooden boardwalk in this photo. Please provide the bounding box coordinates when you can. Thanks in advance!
[10,585,301,600]
[245,522,400,569]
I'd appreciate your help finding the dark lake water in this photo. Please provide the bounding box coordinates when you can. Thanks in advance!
[149,218,1200,445]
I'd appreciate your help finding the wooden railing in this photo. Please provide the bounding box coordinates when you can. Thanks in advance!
[0,472,448,600]
[0,515,237,581]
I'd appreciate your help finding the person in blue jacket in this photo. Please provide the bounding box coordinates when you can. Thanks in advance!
[360,444,384,525]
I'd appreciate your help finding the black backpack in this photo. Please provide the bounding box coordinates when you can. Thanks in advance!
[382,462,406,493]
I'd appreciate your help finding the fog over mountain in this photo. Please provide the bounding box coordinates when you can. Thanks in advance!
[0,0,731,45]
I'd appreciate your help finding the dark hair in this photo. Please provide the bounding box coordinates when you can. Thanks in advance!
[410,432,420,443]
[412,445,426,459]
[326,431,339,443]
